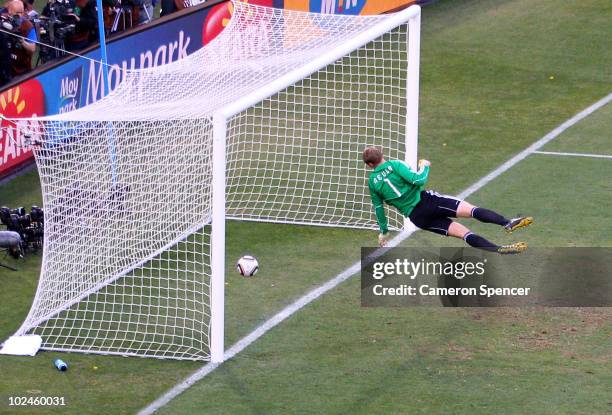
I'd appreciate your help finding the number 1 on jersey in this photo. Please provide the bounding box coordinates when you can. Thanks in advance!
[384,178,402,197]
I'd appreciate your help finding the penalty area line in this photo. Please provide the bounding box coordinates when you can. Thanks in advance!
[138,91,612,415]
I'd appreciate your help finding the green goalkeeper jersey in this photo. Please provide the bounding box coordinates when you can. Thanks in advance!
[368,160,430,234]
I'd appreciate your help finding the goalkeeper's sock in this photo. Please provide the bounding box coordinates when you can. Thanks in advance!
[471,207,509,226]
[464,232,499,252]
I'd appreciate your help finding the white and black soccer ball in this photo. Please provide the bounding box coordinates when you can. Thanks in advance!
[236,255,259,277]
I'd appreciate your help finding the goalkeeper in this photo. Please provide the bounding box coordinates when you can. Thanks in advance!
[363,147,532,254]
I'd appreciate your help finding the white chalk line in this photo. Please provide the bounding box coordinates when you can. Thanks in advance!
[533,150,612,159]
[139,92,612,415]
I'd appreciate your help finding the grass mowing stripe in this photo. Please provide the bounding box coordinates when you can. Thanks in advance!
[138,92,612,415]
[533,151,612,159]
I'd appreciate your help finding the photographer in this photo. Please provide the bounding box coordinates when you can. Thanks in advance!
[0,26,11,85]
[65,0,97,51]
[1,0,38,81]
[42,0,98,52]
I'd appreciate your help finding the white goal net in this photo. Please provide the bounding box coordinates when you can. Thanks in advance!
[4,1,420,361]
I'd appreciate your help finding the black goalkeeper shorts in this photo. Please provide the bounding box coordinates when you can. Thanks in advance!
[408,190,461,236]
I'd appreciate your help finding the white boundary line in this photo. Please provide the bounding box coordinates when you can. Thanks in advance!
[458,93,612,199]
[533,150,612,159]
[139,92,612,415]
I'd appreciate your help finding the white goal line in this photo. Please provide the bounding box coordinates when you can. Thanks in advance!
[533,150,612,159]
[138,91,612,415]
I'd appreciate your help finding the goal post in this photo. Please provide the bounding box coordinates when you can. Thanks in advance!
[405,10,421,231]
[210,114,227,363]
[1,2,422,363]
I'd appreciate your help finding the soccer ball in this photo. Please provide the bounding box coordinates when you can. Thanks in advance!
[236,255,259,277]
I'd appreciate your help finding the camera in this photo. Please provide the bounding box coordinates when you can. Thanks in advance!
[37,0,77,64]
[0,17,17,85]
[0,14,22,50]
[1,13,20,33]
[0,205,44,254]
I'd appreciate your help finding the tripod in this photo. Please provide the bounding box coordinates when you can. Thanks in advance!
[111,4,134,33]
[0,249,18,271]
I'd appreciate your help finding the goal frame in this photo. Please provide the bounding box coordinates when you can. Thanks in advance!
[209,5,421,363]
[0,4,422,363]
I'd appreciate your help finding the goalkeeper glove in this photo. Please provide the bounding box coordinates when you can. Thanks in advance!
[418,159,431,170]
[378,232,391,247]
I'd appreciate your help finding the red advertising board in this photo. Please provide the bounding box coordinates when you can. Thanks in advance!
[0,79,45,174]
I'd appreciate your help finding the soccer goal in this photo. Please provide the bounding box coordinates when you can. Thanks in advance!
[1,1,421,362]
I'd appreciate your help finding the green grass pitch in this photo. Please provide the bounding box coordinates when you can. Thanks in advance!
[1,0,611,413]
